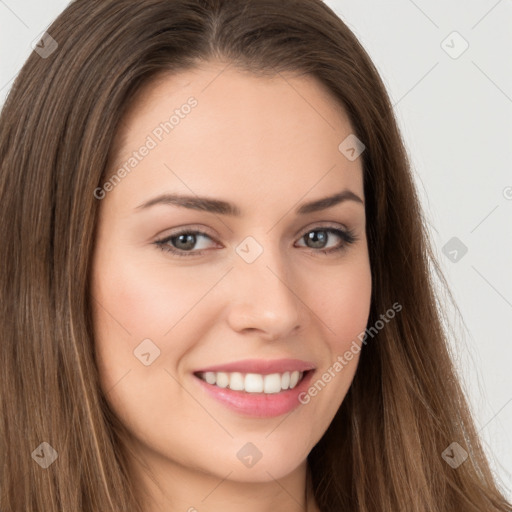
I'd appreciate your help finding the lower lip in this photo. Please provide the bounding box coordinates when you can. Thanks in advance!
[193,371,315,418]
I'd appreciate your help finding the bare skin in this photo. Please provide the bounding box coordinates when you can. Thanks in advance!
[91,60,371,512]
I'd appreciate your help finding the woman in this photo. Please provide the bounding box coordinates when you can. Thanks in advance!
[0,1,510,511]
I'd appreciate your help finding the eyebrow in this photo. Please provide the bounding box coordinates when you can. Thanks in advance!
[135,189,364,216]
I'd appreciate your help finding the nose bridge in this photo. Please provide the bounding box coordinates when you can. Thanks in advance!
[227,234,303,338]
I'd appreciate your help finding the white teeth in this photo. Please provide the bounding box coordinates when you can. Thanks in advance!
[245,373,263,393]
[204,372,216,385]
[229,372,244,391]
[197,370,305,393]
[289,370,300,388]
[216,372,229,388]
[281,371,290,390]
[263,373,282,394]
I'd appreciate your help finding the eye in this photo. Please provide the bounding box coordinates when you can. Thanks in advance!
[155,229,217,257]
[154,225,358,258]
[294,226,357,254]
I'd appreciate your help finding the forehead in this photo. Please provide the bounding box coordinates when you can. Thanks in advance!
[108,62,364,210]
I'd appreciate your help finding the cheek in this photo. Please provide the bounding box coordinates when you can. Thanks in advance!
[90,248,204,437]
[298,253,371,420]
[90,243,228,401]
[312,255,372,353]
[92,248,214,340]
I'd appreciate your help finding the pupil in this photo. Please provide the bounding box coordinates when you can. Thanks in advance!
[306,230,327,248]
[175,233,196,250]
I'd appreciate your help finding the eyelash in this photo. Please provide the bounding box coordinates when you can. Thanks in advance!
[154,225,358,258]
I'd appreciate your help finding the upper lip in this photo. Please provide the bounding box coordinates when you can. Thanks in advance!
[194,358,316,375]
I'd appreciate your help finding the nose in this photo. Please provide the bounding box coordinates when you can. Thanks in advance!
[226,244,304,341]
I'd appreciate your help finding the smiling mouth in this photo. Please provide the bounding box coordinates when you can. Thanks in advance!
[194,370,311,394]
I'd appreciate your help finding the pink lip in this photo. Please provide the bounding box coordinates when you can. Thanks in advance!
[193,358,315,375]
[192,368,316,418]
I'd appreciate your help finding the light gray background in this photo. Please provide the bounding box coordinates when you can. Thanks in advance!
[1,0,511,499]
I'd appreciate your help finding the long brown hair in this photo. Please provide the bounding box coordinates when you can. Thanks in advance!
[0,1,510,510]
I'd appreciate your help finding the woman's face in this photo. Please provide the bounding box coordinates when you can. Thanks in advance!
[91,61,371,489]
